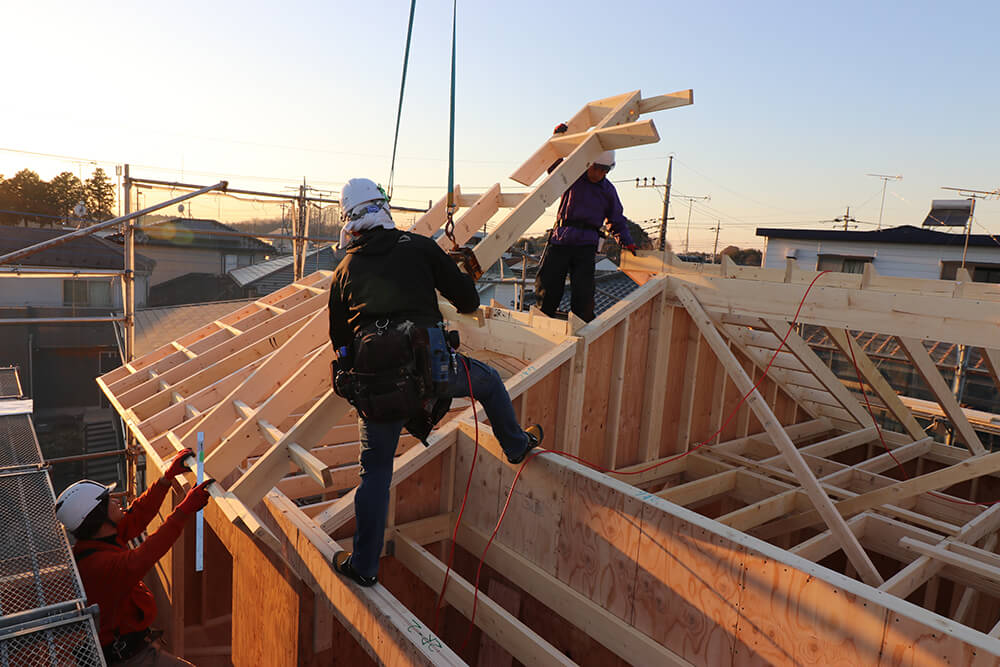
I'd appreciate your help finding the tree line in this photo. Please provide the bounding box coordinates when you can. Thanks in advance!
[0,168,116,226]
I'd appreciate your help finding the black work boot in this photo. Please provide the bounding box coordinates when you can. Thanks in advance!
[334,551,377,587]
[508,424,543,464]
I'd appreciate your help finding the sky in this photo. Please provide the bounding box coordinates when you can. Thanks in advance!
[3,1,998,252]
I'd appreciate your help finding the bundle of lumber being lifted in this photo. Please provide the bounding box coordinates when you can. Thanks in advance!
[97,89,1000,665]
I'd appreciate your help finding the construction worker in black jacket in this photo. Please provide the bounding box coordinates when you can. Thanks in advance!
[328,177,543,587]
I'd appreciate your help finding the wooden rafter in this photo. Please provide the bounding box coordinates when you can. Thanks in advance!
[673,283,884,586]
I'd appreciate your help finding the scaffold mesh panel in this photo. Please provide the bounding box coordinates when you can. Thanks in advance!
[0,415,42,469]
[0,471,84,617]
[0,368,20,399]
[0,617,104,667]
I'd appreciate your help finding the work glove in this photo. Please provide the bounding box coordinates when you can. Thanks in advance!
[624,243,637,256]
[163,448,194,479]
[553,122,569,135]
[177,479,213,514]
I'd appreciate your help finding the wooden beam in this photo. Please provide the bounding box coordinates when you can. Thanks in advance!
[897,336,987,456]
[393,534,575,666]
[880,504,1000,598]
[762,448,1000,539]
[456,523,688,667]
[230,390,352,508]
[673,283,884,586]
[763,319,873,428]
[824,327,926,440]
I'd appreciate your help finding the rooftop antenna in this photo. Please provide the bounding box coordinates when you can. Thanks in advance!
[866,173,902,229]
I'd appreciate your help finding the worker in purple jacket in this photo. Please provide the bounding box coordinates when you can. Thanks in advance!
[535,129,636,322]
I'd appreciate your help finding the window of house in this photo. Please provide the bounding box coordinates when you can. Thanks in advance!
[816,255,872,274]
[63,280,112,307]
[940,262,1000,283]
[224,254,238,273]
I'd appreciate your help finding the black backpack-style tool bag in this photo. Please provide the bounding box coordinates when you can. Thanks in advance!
[334,320,432,422]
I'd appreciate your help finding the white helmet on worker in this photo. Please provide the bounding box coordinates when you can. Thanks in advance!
[338,178,395,249]
[592,150,615,171]
[340,178,389,223]
[55,479,115,534]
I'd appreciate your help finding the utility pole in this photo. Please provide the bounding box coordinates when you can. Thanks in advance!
[672,193,711,254]
[294,180,308,280]
[866,173,902,229]
[833,206,858,231]
[710,221,722,263]
[659,155,673,251]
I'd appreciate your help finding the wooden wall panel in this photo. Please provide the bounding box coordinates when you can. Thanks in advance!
[395,451,443,525]
[578,329,616,464]
[878,613,1000,666]
[632,504,742,666]
[519,364,562,446]
[732,550,887,665]
[232,537,300,666]
[659,307,691,458]
[690,336,722,446]
[616,300,654,465]
[554,471,643,622]
[496,451,567,574]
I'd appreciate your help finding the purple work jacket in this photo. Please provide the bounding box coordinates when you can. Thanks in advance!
[549,174,634,247]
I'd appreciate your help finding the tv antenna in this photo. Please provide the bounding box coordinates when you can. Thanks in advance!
[866,173,902,229]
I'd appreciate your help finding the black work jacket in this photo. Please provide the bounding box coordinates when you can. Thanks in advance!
[328,228,480,350]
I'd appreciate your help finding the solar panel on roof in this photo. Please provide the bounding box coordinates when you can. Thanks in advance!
[922,199,973,227]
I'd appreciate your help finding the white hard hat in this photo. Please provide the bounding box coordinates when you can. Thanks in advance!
[340,178,388,222]
[593,150,616,171]
[55,480,115,533]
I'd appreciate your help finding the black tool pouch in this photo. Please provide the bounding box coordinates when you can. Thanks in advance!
[342,320,428,422]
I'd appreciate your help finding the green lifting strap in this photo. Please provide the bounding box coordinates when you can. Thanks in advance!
[387,0,417,201]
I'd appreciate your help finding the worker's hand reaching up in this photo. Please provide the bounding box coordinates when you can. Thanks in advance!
[163,448,195,479]
[177,480,213,514]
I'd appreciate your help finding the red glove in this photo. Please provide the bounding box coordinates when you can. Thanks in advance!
[553,122,569,135]
[624,244,637,256]
[177,479,213,514]
[163,448,194,479]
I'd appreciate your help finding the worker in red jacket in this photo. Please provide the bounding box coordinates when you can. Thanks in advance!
[55,449,211,665]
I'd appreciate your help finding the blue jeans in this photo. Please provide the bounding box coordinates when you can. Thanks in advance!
[351,355,530,578]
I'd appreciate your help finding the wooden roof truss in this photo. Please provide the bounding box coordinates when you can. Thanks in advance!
[96,91,1000,664]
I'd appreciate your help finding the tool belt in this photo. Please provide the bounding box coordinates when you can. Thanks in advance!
[104,629,154,663]
[334,320,452,422]
[557,217,607,234]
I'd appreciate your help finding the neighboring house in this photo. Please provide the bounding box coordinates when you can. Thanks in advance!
[258,226,293,254]
[229,245,342,298]
[0,226,156,492]
[0,226,154,308]
[756,225,1000,281]
[108,218,275,305]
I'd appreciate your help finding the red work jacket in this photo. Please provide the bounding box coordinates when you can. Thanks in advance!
[73,481,187,646]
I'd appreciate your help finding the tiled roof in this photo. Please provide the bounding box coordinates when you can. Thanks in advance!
[557,270,640,316]
[134,299,255,356]
[0,226,154,271]
[756,224,1000,249]
[108,218,275,252]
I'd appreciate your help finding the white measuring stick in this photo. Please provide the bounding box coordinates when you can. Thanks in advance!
[195,431,204,573]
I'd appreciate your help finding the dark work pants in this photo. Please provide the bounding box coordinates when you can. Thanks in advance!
[351,355,530,578]
[535,243,596,322]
